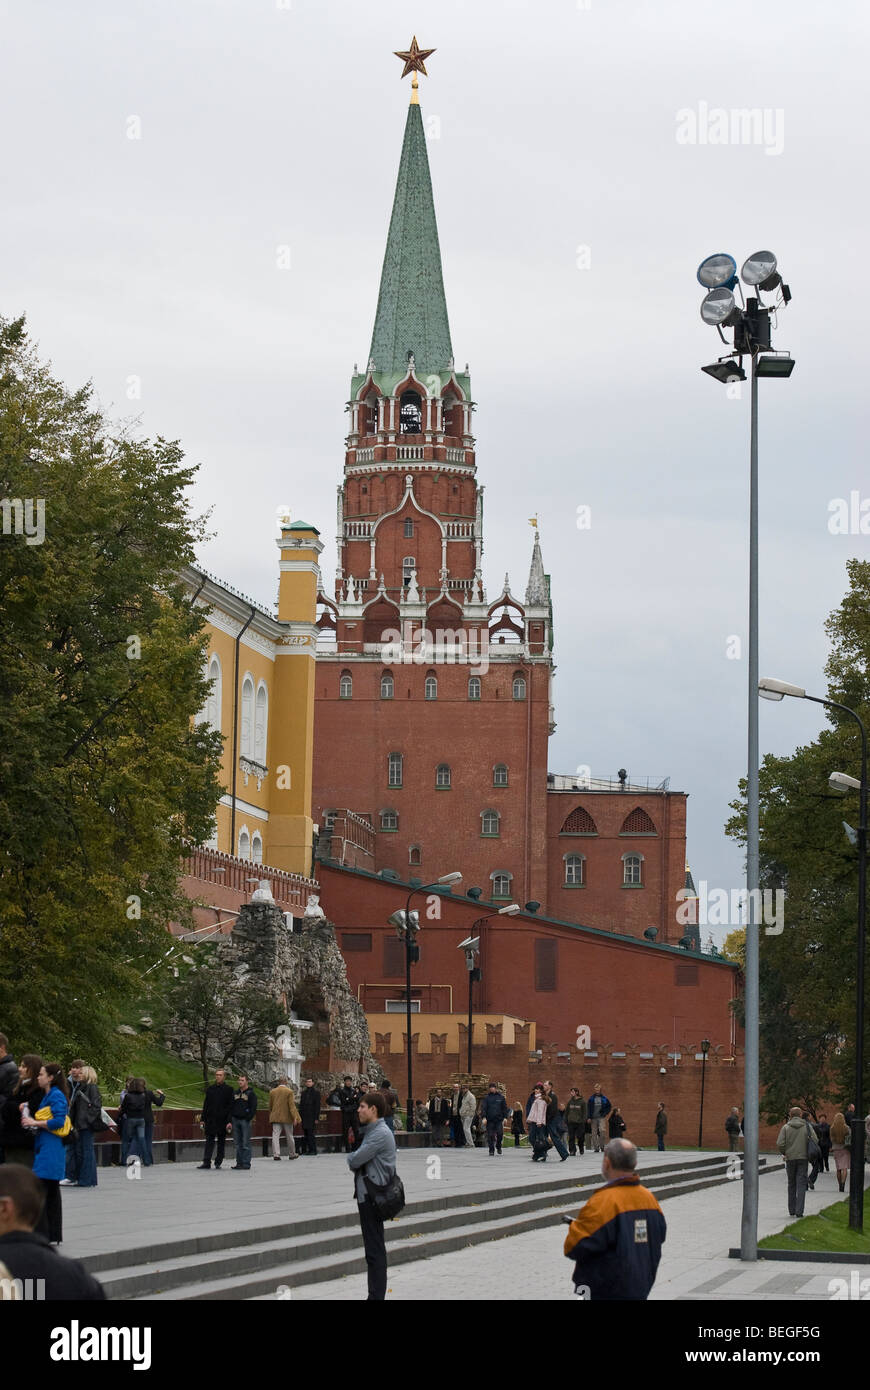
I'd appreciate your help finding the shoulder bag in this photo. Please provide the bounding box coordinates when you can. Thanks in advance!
[805,1121,821,1165]
[363,1162,406,1219]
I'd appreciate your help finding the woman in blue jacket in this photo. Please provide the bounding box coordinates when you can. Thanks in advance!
[22,1061,69,1244]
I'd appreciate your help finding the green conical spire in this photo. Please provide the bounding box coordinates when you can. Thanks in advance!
[368,101,453,376]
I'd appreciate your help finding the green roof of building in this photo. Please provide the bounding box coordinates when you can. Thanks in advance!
[368,101,453,376]
[285,520,320,534]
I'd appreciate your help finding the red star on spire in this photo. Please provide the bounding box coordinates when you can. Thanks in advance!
[393,36,436,80]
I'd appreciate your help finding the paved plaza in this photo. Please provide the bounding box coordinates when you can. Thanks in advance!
[57,1144,869,1301]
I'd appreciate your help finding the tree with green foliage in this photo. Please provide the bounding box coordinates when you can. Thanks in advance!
[720,928,746,968]
[726,558,870,1121]
[159,943,286,1085]
[0,315,224,1078]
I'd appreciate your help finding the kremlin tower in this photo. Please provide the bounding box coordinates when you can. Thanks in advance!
[311,45,555,908]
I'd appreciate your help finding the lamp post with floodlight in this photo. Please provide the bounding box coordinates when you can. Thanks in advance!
[388,871,462,1133]
[696,251,794,1261]
[759,677,867,1232]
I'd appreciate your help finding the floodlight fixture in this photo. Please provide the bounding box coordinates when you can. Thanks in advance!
[758,677,806,700]
[458,935,480,952]
[741,250,781,292]
[701,358,746,384]
[498,903,521,916]
[755,353,795,379]
[437,871,462,885]
[829,770,862,793]
[697,252,738,290]
[700,287,742,328]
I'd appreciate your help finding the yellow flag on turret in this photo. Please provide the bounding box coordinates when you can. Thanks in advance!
[528,516,538,528]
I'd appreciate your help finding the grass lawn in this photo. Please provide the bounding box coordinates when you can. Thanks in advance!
[759,1197,870,1256]
[118,1040,270,1109]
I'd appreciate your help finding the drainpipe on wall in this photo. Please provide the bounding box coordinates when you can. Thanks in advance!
[230,605,256,856]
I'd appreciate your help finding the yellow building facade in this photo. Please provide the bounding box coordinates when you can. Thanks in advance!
[184,519,322,877]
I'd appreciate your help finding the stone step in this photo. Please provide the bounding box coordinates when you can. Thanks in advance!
[80,1152,744,1277]
[135,1165,778,1302]
[95,1157,778,1300]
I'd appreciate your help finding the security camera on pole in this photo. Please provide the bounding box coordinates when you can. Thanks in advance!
[696,249,795,1261]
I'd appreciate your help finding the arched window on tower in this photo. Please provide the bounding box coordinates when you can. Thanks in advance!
[339,670,353,699]
[468,676,481,701]
[560,806,598,835]
[404,518,414,538]
[512,672,527,700]
[380,671,394,699]
[365,395,379,434]
[623,853,644,886]
[241,675,255,757]
[491,871,512,900]
[380,808,398,831]
[563,853,585,887]
[251,832,263,866]
[409,844,422,867]
[388,752,403,787]
[399,390,423,434]
[481,809,500,837]
[435,763,451,789]
[238,827,251,861]
[620,807,658,835]
[254,682,268,764]
[425,673,438,700]
[493,763,509,787]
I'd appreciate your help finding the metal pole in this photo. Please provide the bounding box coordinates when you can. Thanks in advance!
[849,723,867,1231]
[741,353,760,1260]
[405,890,413,1137]
[468,968,473,1073]
[698,1052,707,1148]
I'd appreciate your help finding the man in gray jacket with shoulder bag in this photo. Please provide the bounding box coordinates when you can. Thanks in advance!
[776,1107,816,1219]
[347,1090,398,1300]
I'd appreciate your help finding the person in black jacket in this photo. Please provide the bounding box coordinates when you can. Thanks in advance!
[608,1107,627,1141]
[0,1034,20,1165]
[198,1069,234,1170]
[63,1061,102,1187]
[298,1077,321,1155]
[428,1090,450,1146]
[230,1075,257,1170]
[142,1085,165,1166]
[815,1113,831,1172]
[479,1083,510,1155]
[337,1077,361,1152]
[0,1054,42,1171]
[119,1078,148,1164]
[0,1164,105,1300]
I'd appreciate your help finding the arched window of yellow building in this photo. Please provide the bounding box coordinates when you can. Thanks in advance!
[254,682,268,764]
[241,675,255,757]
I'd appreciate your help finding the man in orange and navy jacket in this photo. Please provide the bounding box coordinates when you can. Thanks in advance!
[563,1139,666,1299]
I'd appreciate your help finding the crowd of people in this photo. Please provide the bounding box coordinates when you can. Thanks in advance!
[4,1022,866,1303]
[424,1080,666,1157]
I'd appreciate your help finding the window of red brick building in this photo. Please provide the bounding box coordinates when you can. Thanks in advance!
[535,938,558,991]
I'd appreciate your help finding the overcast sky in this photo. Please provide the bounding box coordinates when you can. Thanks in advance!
[3,0,868,940]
